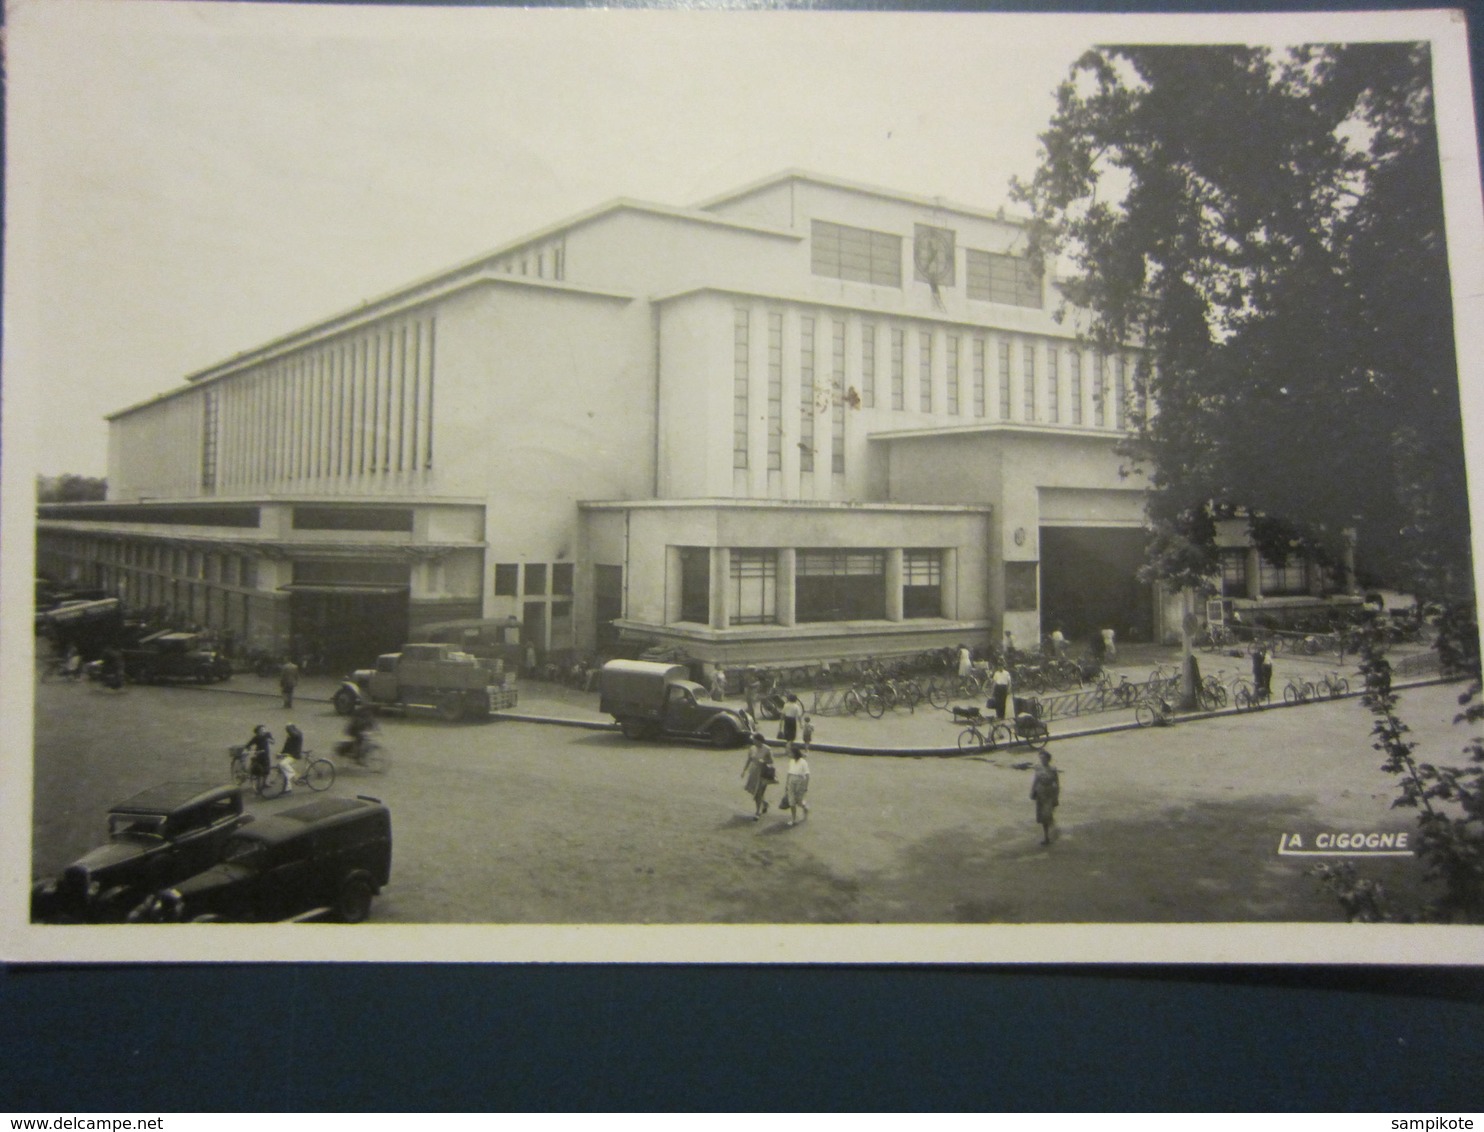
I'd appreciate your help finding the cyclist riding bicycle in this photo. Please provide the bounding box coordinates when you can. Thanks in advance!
[338,707,378,763]
[244,724,274,780]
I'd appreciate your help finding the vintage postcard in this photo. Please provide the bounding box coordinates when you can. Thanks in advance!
[4,2,1483,963]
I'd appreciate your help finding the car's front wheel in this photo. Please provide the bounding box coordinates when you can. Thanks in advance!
[334,871,375,924]
[332,688,359,716]
[708,720,740,749]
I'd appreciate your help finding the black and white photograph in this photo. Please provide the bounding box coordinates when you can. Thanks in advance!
[5,1,1484,963]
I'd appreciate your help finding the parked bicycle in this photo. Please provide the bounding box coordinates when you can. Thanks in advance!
[1283,676,1317,705]
[1314,671,1352,699]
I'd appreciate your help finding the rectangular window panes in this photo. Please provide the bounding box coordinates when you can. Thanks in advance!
[733,308,749,470]
[965,249,1043,308]
[890,329,905,410]
[860,324,876,408]
[800,317,815,473]
[552,562,574,596]
[1023,342,1037,421]
[767,313,783,471]
[946,336,960,415]
[997,339,1012,419]
[679,547,710,624]
[494,563,519,596]
[1113,355,1125,429]
[796,550,886,623]
[902,550,942,619]
[524,564,547,596]
[1005,561,1039,612]
[1220,550,1248,598]
[201,387,219,492]
[1259,556,1307,595]
[1070,350,1083,425]
[729,550,777,625]
[811,220,902,287]
[919,332,933,413]
[831,320,846,474]
[973,339,986,417]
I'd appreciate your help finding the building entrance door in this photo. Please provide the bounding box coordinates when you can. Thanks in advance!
[1038,526,1153,645]
[594,565,623,652]
[522,602,548,662]
[289,589,408,673]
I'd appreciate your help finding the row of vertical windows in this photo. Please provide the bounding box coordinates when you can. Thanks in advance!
[210,317,435,489]
[810,219,1044,310]
[500,243,565,281]
[493,561,574,597]
[678,547,946,626]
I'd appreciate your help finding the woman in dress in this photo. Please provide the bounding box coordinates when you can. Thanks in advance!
[740,733,775,821]
[781,742,811,826]
[1030,749,1061,845]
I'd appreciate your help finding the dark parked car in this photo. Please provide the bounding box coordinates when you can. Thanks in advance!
[143,795,393,923]
[32,782,248,922]
[599,659,750,747]
[123,631,233,684]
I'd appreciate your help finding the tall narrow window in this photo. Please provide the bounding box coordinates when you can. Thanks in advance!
[831,319,846,474]
[1095,356,1107,427]
[902,550,943,618]
[919,332,933,413]
[678,548,710,624]
[860,323,876,408]
[997,339,1012,419]
[890,328,905,410]
[800,317,815,473]
[1023,341,1037,421]
[201,387,219,492]
[767,312,783,471]
[733,308,749,470]
[1069,350,1083,425]
[1046,346,1059,423]
[946,336,960,415]
[1113,355,1125,429]
[972,338,986,417]
[729,550,778,625]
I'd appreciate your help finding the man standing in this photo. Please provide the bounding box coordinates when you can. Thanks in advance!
[279,659,300,709]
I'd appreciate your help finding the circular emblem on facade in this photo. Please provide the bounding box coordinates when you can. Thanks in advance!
[1013,527,1027,546]
[913,229,953,285]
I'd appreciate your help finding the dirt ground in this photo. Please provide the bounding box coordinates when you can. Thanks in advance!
[26,666,1463,925]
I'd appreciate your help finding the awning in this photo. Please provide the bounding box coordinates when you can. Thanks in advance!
[276,584,410,595]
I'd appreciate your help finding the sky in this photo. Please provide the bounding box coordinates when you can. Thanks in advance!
[5,2,1482,477]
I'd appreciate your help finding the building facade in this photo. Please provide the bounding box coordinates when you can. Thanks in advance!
[39,171,1213,670]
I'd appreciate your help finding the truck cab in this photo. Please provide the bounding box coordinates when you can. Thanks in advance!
[599,660,750,747]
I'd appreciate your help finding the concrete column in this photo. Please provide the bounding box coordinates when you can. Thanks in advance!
[1246,546,1263,600]
[778,547,797,627]
[941,547,959,620]
[1341,528,1359,594]
[665,546,683,623]
[710,546,731,630]
[885,548,904,621]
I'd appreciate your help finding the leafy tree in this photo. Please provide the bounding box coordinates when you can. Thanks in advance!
[1012,43,1470,596]
[36,474,107,502]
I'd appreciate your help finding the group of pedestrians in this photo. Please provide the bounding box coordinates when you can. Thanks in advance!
[741,732,811,825]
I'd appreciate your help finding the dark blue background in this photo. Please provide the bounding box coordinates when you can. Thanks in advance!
[6,0,1484,1111]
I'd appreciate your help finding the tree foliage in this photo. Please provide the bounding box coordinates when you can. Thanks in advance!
[1013,43,1470,598]
[36,474,107,503]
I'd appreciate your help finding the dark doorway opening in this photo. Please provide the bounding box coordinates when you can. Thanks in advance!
[1039,526,1153,645]
[595,565,623,653]
[289,590,408,674]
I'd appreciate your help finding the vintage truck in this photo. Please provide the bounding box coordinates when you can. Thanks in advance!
[599,659,751,747]
[334,642,517,722]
